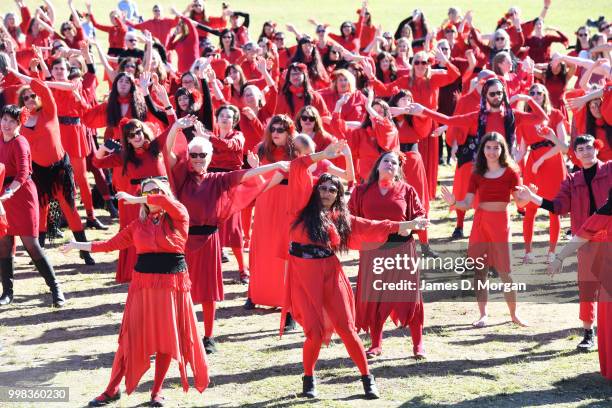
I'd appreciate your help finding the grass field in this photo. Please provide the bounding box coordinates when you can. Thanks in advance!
[1,0,612,407]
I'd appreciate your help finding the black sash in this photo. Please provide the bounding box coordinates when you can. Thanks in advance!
[188,225,219,235]
[399,143,416,153]
[279,179,289,185]
[456,135,480,168]
[58,116,81,125]
[134,253,187,274]
[3,175,31,185]
[207,167,229,173]
[530,140,555,150]
[289,242,334,259]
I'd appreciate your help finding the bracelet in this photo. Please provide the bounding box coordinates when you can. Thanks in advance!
[3,188,12,196]
[164,105,173,111]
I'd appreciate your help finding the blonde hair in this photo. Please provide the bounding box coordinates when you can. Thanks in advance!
[139,178,174,221]
[409,51,431,87]
[332,69,356,93]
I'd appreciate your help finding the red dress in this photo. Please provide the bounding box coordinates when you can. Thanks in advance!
[274,88,331,120]
[50,88,90,159]
[331,113,399,182]
[92,131,170,282]
[319,89,367,122]
[168,17,200,74]
[575,207,612,380]
[171,159,267,303]
[0,135,39,236]
[281,156,400,344]
[248,147,291,307]
[126,17,179,47]
[349,181,426,354]
[91,194,209,395]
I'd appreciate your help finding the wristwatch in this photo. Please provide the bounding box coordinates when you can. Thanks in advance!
[4,187,12,196]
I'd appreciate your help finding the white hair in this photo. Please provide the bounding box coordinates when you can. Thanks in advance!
[294,133,316,153]
[188,136,213,156]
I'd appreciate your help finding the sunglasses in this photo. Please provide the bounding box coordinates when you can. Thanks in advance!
[488,91,503,97]
[439,47,449,52]
[141,188,161,196]
[578,33,588,37]
[22,93,37,101]
[316,29,325,34]
[318,185,338,194]
[495,37,505,41]
[445,29,456,34]
[270,126,287,133]
[222,35,232,39]
[529,91,543,96]
[189,152,208,159]
[301,115,315,122]
[274,37,285,41]
[127,39,137,43]
[124,64,136,69]
[127,129,143,139]
[413,60,428,66]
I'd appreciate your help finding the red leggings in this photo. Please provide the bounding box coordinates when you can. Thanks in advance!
[369,319,424,355]
[202,301,216,338]
[241,205,254,242]
[303,328,369,376]
[104,352,171,397]
[522,208,560,253]
[417,230,428,245]
[86,153,111,200]
[39,192,83,233]
[71,155,94,218]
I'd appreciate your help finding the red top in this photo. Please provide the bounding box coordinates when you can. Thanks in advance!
[91,195,188,254]
[467,167,520,202]
[524,32,568,64]
[219,48,244,65]
[127,17,179,47]
[328,15,364,53]
[275,88,331,119]
[319,89,367,122]
[446,89,481,146]
[603,83,612,126]
[168,17,199,74]
[57,26,85,50]
[90,14,128,49]
[518,109,568,146]
[423,98,548,141]
[209,129,245,170]
[349,181,426,224]
[21,79,65,166]
[0,135,32,184]
[395,115,431,144]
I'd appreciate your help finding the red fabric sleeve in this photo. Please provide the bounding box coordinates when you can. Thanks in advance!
[429,62,461,89]
[147,194,189,225]
[19,7,31,33]
[423,108,475,128]
[91,221,135,252]
[216,169,269,220]
[260,86,278,120]
[330,111,350,140]
[514,98,548,127]
[210,132,245,153]
[372,117,399,151]
[82,103,109,129]
[552,177,573,215]
[467,172,479,195]
[89,14,113,33]
[348,215,398,250]
[92,152,123,169]
[13,138,31,185]
[602,85,612,126]
[288,155,315,217]
[31,78,57,118]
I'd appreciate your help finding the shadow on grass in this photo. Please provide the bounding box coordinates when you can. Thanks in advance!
[0,302,125,326]
[16,323,121,346]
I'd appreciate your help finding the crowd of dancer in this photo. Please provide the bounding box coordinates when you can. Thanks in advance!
[0,0,610,405]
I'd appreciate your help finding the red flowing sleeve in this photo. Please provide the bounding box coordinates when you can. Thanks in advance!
[406,184,426,220]
[348,215,398,250]
[260,86,278,120]
[429,62,461,89]
[423,108,475,128]
[288,155,316,217]
[13,137,31,185]
[372,117,399,151]
[92,152,123,169]
[30,78,57,118]
[89,13,113,33]
[215,169,269,220]
[147,194,189,227]
[82,103,109,129]
[514,98,548,127]
[91,221,135,252]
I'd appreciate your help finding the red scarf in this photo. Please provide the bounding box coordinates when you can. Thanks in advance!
[118,95,131,104]
[289,85,304,96]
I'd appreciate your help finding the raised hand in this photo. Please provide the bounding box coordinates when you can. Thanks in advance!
[405,103,425,115]
[175,115,197,129]
[115,191,138,202]
[246,150,260,168]
[241,107,256,120]
[440,185,456,206]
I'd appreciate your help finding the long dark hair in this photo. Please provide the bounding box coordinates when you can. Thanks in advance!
[258,114,297,162]
[572,26,589,54]
[477,79,515,149]
[290,37,329,84]
[586,99,612,150]
[107,73,147,127]
[361,99,391,129]
[219,28,236,51]
[375,52,398,82]
[388,90,414,128]
[120,119,162,175]
[474,132,514,176]
[282,63,313,115]
[292,173,352,252]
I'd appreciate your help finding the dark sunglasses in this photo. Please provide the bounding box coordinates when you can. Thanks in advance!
[413,60,429,66]
[22,93,37,101]
[439,47,449,52]
[495,37,505,41]
[316,29,325,34]
[488,91,503,97]
[300,115,316,122]
[189,152,208,159]
[318,185,338,194]
[270,126,287,133]
[127,39,137,43]
[222,35,232,39]
[529,91,543,96]
[127,129,143,139]
[124,64,136,69]
[578,33,588,37]
[141,188,161,196]
[274,36,285,41]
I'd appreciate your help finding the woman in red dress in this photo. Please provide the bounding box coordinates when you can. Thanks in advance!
[62,178,208,407]
[548,188,612,380]
[517,83,568,264]
[283,140,425,399]
[349,151,428,359]
[295,106,337,153]
[440,132,529,328]
[275,62,331,121]
[328,8,365,54]
[92,119,171,283]
[165,116,286,354]
[0,105,64,308]
[319,69,367,123]
[246,115,297,326]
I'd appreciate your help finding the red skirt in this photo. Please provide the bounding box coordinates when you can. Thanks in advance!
[452,162,479,212]
[218,211,243,248]
[418,135,439,198]
[249,183,290,307]
[114,271,209,394]
[355,239,423,333]
[59,123,90,159]
[402,151,430,214]
[468,209,512,274]
[599,301,612,379]
[185,233,224,303]
[4,178,39,236]
[115,200,139,283]
[524,147,566,208]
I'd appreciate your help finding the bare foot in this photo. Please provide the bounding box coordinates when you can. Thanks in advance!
[472,315,488,328]
[366,346,382,359]
[511,315,529,327]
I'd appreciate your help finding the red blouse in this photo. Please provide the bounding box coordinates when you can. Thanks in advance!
[349,181,426,224]
[90,14,128,49]
[126,17,179,47]
[91,195,188,254]
[209,129,245,170]
[275,88,331,119]
[467,167,520,202]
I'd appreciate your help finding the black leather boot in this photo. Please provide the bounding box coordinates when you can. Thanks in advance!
[0,257,14,305]
[32,257,65,307]
[74,230,95,265]
[361,374,380,399]
[38,231,47,248]
[302,375,316,398]
[284,312,297,332]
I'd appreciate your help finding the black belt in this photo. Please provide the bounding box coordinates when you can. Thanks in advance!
[134,252,187,274]
[289,242,334,259]
[530,140,555,150]
[279,179,288,185]
[58,116,81,125]
[386,233,413,243]
[207,167,229,173]
[3,175,31,185]
[189,225,218,235]
[130,176,169,185]
[400,143,416,152]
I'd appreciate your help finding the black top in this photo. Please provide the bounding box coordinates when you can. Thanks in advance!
[541,165,598,214]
